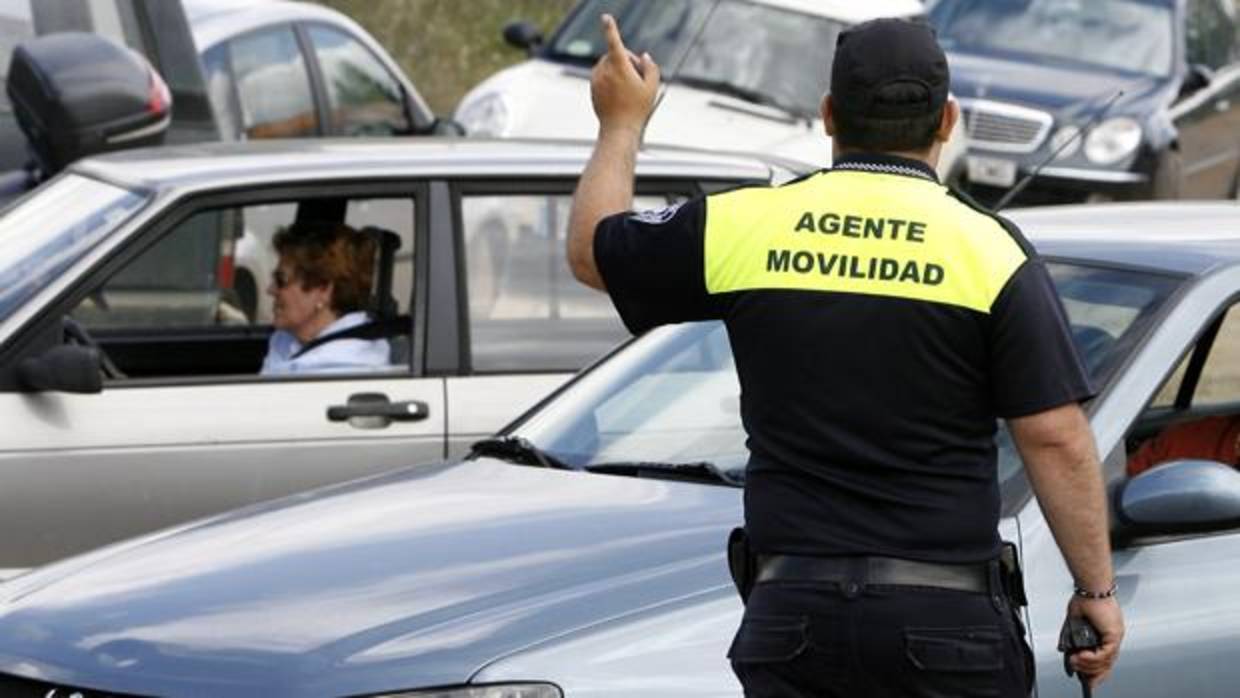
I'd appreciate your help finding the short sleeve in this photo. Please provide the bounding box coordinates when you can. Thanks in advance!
[988,259,1096,417]
[593,196,725,334]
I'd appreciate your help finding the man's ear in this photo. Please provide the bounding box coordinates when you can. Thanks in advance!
[936,98,960,143]
[822,94,837,137]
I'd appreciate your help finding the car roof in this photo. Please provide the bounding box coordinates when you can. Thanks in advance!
[1010,202,1240,275]
[751,0,924,23]
[183,0,358,49]
[69,138,785,194]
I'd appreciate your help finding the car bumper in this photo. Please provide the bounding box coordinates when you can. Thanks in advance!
[960,158,1150,208]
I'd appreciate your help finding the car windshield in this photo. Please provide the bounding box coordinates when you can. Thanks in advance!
[515,261,1182,509]
[0,174,148,326]
[546,0,845,118]
[929,0,1174,77]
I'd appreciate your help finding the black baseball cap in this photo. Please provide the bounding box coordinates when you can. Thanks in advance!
[830,18,949,119]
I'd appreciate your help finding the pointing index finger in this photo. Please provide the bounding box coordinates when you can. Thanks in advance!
[601,14,628,60]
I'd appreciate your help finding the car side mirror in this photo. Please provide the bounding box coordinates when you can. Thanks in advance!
[16,345,103,394]
[1179,63,1214,99]
[502,20,543,53]
[1114,459,1240,540]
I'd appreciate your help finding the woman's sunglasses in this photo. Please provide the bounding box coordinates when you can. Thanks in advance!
[271,269,297,289]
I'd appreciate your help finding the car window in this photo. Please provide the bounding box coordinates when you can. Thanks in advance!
[460,193,667,372]
[516,260,1181,513]
[930,0,1175,77]
[1153,305,1240,407]
[202,43,242,141]
[0,174,147,327]
[305,24,410,136]
[1186,0,1237,70]
[227,26,318,139]
[68,195,416,379]
[548,0,840,118]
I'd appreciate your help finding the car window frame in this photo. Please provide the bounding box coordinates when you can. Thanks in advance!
[5,180,433,390]
[222,22,326,140]
[296,20,414,137]
[448,177,722,376]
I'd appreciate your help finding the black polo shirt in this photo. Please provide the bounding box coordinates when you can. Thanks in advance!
[593,153,1094,563]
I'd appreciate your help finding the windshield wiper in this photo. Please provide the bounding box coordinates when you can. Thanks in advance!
[469,436,574,470]
[583,460,744,487]
[671,75,813,122]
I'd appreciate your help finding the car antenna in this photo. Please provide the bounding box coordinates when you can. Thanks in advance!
[993,89,1124,212]
[639,0,724,149]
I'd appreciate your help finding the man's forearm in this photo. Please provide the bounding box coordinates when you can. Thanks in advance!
[1011,404,1114,591]
[567,126,642,290]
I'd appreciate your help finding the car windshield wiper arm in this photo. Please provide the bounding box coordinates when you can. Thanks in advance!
[469,435,574,470]
[671,75,813,121]
[583,460,744,487]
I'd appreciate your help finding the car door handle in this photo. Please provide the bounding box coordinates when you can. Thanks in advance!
[327,393,429,424]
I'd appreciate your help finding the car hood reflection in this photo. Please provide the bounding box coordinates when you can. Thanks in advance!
[0,459,742,698]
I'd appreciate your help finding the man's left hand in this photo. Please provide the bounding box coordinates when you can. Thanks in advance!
[590,14,661,135]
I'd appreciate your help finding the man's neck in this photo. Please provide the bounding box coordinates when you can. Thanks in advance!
[834,145,940,172]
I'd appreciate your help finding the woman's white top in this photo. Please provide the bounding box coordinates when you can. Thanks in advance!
[260,311,391,375]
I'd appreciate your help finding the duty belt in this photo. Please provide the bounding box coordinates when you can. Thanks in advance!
[756,554,991,594]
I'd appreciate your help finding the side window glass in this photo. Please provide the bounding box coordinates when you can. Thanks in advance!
[1190,306,1240,405]
[202,43,241,141]
[70,196,416,378]
[1187,0,1234,69]
[460,193,668,372]
[1150,305,1240,407]
[305,25,410,136]
[229,27,318,139]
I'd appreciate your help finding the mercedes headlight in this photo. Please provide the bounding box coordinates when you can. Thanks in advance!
[456,92,511,137]
[373,684,562,698]
[1083,117,1141,165]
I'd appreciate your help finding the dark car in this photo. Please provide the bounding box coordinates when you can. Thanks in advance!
[928,0,1240,206]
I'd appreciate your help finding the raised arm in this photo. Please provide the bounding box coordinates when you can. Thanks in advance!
[567,14,660,291]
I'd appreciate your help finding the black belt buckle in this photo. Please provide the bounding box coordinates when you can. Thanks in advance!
[999,541,1028,607]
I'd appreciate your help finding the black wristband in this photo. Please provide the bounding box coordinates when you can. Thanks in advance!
[1073,581,1117,599]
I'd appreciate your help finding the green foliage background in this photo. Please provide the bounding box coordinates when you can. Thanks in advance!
[312,0,577,116]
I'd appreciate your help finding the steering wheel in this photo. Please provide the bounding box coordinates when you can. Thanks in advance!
[62,316,126,380]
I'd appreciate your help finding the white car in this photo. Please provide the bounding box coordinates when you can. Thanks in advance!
[457,0,966,178]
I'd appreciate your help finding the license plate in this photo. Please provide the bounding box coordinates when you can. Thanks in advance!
[967,156,1017,187]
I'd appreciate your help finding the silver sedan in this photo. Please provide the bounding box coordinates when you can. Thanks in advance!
[0,201,1237,696]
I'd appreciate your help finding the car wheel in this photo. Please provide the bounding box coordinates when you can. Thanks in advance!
[1150,149,1183,200]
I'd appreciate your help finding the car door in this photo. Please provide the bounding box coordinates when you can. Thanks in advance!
[1068,301,1240,697]
[445,181,699,457]
[0,182,443,574]
[1173,0,1240,198]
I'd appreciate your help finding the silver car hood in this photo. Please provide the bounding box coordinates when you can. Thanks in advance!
[0,459,742,698]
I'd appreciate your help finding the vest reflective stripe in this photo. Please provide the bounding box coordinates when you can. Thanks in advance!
[703,171,1028,314]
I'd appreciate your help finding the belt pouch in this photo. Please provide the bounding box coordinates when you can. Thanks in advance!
[727,527,757,603]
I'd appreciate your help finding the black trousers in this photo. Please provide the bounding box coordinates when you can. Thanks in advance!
[729,578,1034,697]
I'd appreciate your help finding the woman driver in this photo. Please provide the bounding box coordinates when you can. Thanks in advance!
[260,221,391,375]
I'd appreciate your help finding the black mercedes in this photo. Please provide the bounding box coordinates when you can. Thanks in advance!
[928,0,1240,206]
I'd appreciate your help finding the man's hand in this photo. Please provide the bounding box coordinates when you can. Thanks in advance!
[590,14,660,135]
[1066,595,1124,689]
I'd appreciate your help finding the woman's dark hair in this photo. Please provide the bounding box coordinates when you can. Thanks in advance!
[273,221,376,315]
